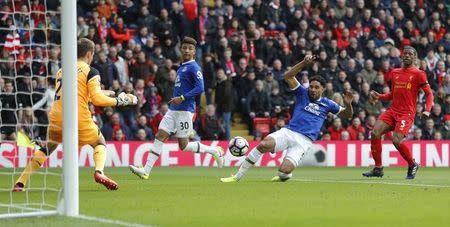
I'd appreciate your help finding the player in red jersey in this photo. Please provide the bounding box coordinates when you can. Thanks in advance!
[362,46,434,179]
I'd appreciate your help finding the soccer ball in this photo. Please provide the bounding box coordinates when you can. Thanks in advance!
[299,144,327,166]
[228,136,249,157]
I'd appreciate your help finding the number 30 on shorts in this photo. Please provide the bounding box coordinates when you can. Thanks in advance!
[180,122,189,130]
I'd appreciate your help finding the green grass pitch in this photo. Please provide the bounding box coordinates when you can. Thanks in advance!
[1,167,449,227]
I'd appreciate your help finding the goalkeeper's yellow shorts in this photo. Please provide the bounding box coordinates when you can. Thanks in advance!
[48,120,100,146]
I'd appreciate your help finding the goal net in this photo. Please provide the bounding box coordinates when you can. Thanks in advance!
[0,0,66,218]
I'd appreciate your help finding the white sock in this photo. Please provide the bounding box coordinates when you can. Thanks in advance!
[278,171,292,181]
[235,148,263,180]
[183,142,217,155]
[144,139,163,174]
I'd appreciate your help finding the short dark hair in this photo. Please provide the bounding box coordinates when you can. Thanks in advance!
[77,38,95,58]
[309,75,326,87]
[277,116,285,121]
[182,36,197,46]
[403,46,417,56]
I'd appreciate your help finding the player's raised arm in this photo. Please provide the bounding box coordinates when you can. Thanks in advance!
[284,55,316,89]
[87,68,137,107]
[338,92,354,119]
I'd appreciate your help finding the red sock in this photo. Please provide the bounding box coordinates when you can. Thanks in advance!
[371,138,382,167]
[398,142,414,166]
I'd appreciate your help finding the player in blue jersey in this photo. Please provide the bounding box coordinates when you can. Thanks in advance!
[129,37,224,180]
[221,55,354,182]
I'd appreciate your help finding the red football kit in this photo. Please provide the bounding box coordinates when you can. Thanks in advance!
[378,67,434,135]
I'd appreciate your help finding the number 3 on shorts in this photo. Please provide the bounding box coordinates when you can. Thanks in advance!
[180,122,189,130]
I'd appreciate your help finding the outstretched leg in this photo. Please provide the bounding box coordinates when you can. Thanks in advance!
[14,140,58,192]
[221,136,275,182]
[130,129,170,179]
[179,137,224,168]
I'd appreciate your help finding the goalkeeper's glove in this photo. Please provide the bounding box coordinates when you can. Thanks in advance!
[116,92,138,106]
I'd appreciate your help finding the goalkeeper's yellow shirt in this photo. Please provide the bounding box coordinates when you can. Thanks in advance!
[49,60,117,130]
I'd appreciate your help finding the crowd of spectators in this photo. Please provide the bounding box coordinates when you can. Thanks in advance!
[1,0,450,143]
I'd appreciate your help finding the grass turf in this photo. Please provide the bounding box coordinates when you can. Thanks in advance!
[1,167,449,227]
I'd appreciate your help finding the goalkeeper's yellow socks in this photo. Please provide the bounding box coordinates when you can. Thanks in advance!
[16,150,47,186]
[94,144,107,174]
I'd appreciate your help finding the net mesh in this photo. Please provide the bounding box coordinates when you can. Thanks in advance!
[0,0,63,216]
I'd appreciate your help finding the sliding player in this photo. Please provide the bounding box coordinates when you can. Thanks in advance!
[221,55,353,182]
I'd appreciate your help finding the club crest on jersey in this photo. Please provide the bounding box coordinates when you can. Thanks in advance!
[305,103,321,116]
[181,67,187,72]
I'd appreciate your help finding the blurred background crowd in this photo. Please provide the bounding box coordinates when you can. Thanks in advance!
[1,0,450,143]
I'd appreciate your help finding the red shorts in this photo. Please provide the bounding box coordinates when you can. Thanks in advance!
[378,109,414,135]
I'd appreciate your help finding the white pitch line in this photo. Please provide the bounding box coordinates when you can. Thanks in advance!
[291,178,450,188]
[78,214,153,227]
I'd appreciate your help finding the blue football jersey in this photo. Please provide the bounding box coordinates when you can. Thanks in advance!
[286,84,343,140]
[170,60,204,112]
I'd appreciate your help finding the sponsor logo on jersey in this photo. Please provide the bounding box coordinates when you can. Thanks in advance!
[394,81,408,89]
[304,103,321,116]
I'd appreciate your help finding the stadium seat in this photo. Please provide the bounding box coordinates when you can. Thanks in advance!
[253,117,271,138]
[270,117,277,127]
[270,113,292,128]
[253,117,271,125]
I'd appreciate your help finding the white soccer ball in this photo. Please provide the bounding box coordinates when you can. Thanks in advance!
[228,136,249,157]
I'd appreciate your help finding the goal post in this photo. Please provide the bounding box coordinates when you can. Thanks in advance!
[60,0,79,217]
[0,0,78,219]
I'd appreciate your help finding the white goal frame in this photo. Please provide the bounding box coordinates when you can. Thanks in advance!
[0,0,78,219]
[60,0,79,217]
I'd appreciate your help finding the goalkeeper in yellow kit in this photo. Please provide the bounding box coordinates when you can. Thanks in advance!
[13,38,137,191]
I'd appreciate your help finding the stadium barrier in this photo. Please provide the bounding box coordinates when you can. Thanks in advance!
[1,141,449,168]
